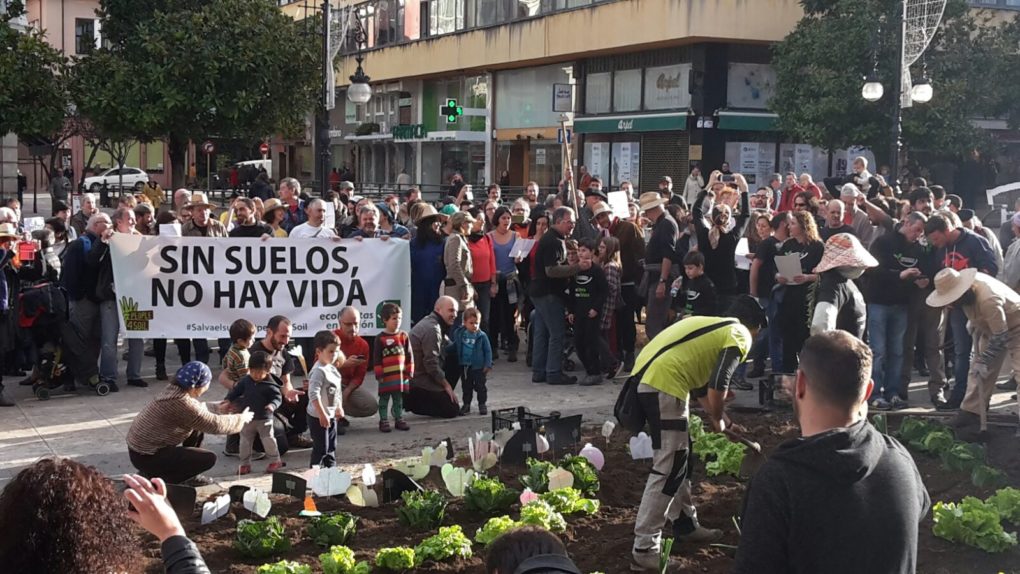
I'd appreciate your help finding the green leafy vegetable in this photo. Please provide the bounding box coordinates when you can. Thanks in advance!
[896,417,938,445]
[539,487,600,515]
[465,476,518,514]
[660,538,674,574]
[987,487,1020,524]
[520,458,556,493]
[971,465,1008,489]
[939,442,985,473]
[519,500,567,532]
[919,429,955,455]
[396,489,447,530]
[475,515,519,546]
[256,560,311,574]
[413,525,473,565]
[375,547,416,571]
[319,545,370,574]
[689,414,706,441]
[306,512,357,547]
[235,517,291,559]
[692,431,746,477]
[559,455,600,496]
[932,497,1018,553]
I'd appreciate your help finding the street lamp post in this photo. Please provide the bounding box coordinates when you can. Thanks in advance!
[861,0,946,184]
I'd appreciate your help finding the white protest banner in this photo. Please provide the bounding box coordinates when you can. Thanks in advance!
[109,236,411,338]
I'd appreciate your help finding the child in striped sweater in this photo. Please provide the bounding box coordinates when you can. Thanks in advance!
[373,302,414,433]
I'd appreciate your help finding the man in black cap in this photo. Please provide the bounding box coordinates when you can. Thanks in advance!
[574,177,606,241]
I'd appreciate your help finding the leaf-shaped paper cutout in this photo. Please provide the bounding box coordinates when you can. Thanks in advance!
[601,421,615,442]
[394,457,430,481]
[345,484,379,507]
[200,494,230,525]
[362,463,377,486]
[472,452,498,472]
[242,488,272,518]
[441,463,476,497]
[430,442,448,467]
[547,468,574,491]
[536,434,550,454]
[311,467,352,497]
[493,429,515,449]
[579,443,606,471]
[629,432,654,460]
[519,488,539,505]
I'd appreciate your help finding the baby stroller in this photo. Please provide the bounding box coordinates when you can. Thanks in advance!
[18,282,83,400]
[525,309,578,372]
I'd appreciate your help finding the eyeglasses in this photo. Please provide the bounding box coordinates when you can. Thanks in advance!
[794,203,807,208]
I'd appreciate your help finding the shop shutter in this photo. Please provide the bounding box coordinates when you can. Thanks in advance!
[640,131,689,193]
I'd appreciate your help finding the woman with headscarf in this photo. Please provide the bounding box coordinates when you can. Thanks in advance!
[126,362,254,486]
[692,187,751,313]
[409,205,448,323]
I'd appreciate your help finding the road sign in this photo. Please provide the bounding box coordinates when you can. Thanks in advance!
[557,128,572,144]
[440,99,464,124]
[259,142,270,155]
[552,83,574,113]
[201,140,215,155]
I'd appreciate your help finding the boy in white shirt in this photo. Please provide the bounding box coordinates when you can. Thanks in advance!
[305,330,345,467]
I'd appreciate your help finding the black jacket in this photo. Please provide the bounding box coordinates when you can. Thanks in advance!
[162,535,211,574]
[224,375,284,420]
[692,190,750,295]
[734,421,929,574]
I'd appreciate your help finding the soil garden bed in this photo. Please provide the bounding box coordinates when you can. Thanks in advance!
[139,410,1020,573]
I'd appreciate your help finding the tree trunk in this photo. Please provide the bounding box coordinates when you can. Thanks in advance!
[168,134,188,190]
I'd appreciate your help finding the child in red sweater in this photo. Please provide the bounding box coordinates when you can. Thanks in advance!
[372,303,414,432]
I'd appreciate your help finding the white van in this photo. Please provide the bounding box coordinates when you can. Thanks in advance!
[235,159,272,176]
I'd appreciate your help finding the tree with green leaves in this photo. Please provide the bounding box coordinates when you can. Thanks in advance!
[75,0,320,187]
[0,2,69,140]
[771,0,1010,164]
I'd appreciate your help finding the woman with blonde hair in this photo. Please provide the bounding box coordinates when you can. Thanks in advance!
[775,210,824,372]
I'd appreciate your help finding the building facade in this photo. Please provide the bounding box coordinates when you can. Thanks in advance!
[283,0,1019,196]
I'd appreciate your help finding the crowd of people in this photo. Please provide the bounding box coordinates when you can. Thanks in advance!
[0,156,1018,572]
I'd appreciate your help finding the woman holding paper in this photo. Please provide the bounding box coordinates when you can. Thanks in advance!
[774,211,824,373]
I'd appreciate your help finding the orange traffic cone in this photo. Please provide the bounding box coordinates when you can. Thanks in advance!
[299,494,321,517]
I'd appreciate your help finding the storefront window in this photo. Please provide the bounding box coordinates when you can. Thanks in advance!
[643,64,691,111]
[529,144,563,188]
[610,141,639,187]
[586,72,611,114]
[583,141,611,183]
[726,63,777,110]
[495,64,574,129]
[613,69,641,112]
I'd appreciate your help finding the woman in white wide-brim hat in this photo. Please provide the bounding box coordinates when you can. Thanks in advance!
[809,233,877,339]
[926,266,1020,439]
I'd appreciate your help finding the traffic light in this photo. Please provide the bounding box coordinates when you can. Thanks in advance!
[440,99,464,124]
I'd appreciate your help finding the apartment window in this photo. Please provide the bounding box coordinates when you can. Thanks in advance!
[613,69,641,112]
[75,19,95,54]
[585,72,611,114]
[429,0,466,36]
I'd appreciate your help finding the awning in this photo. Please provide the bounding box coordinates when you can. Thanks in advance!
[573,112,688,134]
[716,111,780,132]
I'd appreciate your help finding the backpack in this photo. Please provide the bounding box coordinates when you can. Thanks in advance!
[19,282,69,329]
[614,319,735,433]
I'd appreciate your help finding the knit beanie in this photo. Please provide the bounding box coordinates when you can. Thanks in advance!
[175,361,212,389]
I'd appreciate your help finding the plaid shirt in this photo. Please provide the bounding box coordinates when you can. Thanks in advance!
[600,261,622,331]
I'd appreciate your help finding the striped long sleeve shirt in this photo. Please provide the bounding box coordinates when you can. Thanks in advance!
[126,384,247,455]
[373,331,414,395]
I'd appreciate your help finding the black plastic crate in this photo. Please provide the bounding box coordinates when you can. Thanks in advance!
[491,406,558,433]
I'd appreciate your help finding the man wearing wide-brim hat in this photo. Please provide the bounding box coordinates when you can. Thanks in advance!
[574,177,607,242]
[182,192,227,238]
[638,191,679,341]
[926,267,1020,439]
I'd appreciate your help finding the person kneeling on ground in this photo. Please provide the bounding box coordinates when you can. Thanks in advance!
[127,362,254,486]
[630,296,766,572]
[0,458,211,573]
[734,330,929,573]
[407,295,461,418]
[486,527,582,574]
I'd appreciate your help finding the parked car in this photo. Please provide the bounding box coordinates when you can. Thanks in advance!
[83,166,150,193]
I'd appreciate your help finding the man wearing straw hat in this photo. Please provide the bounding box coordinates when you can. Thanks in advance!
[926,267,1020,440]
[638,191,679,340]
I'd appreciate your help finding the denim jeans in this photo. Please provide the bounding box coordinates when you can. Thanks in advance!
[764,296,783,374]
[99,300,120,383]
[531,294,566,381]
[948,307,972,404]
[127,339,144,380]
[867,303,909,401]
